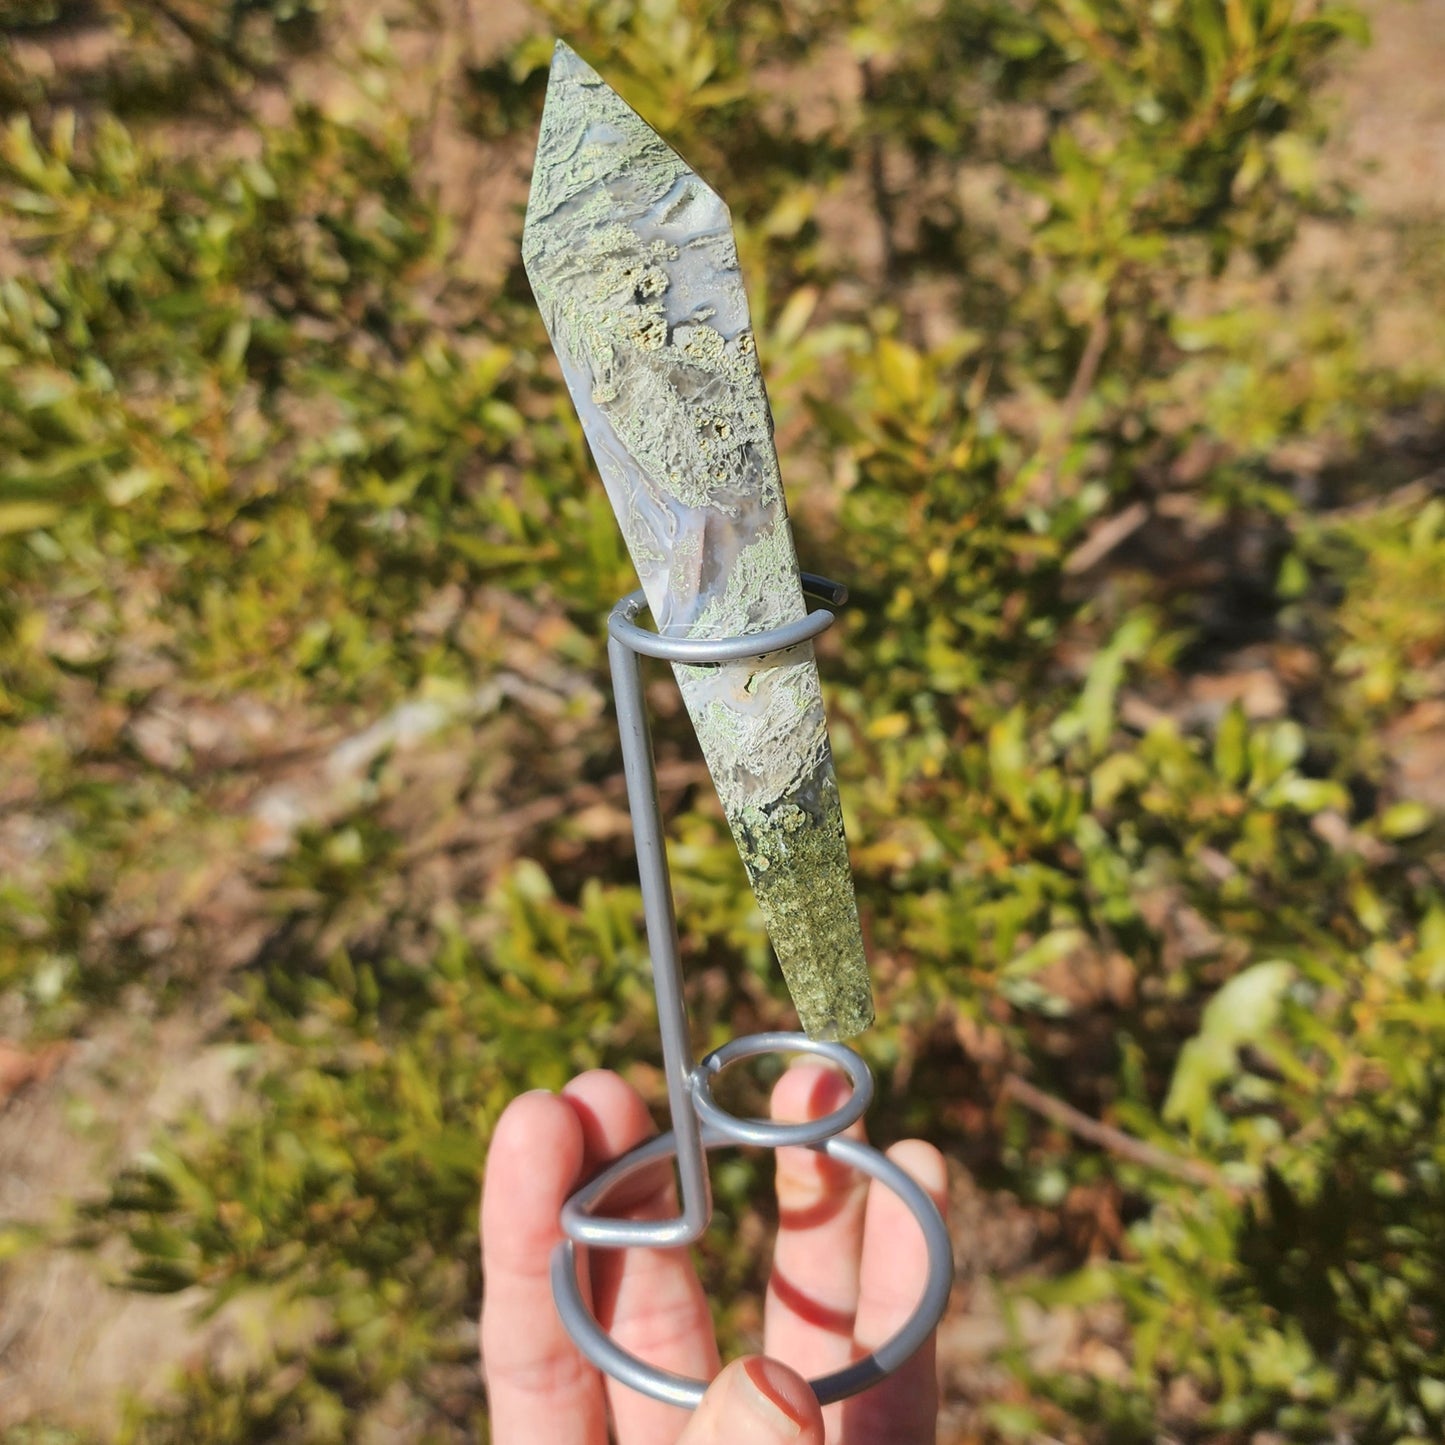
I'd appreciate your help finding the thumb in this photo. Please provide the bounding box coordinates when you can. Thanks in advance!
[677,1356,825,1445]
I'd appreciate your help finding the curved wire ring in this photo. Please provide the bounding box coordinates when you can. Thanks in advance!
[549,1127,954,1409]
[690,1030,874,1149]
[607,573,848,665]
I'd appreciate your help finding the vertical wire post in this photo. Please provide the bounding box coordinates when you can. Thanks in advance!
[580,633,709,1246]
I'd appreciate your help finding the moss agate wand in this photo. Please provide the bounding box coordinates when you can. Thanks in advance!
[526,42,951,1406]
[522,41,872,1041]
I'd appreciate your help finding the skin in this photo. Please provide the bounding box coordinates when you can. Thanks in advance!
[480,1063,946,1445]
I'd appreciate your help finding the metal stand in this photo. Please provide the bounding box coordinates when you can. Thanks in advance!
[549,575,954,1409]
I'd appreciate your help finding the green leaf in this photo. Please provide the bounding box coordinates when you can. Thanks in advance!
[1379,801,1432,839]
[988,707,1031,820]
[1164,960,1296,1130]
[1003,926,1089,978]
[1213,703,1249,785]
[0,500,64,534]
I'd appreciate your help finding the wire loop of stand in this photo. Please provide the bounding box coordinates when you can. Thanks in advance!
[608,572,847,664]
[691,1030,873,1149]
[550,576,954,1407]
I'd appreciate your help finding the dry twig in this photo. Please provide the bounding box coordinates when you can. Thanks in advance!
[1063,499,1150,575]
[1001,1072,1224,1189]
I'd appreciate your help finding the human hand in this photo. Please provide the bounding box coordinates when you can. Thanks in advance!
[480,1063,947,1444]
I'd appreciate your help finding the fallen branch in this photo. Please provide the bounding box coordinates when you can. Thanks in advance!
[400,759,711,867]
[1307,471,1443,525]
[1063,499,1150,575]
[1001,1073,1224,1189]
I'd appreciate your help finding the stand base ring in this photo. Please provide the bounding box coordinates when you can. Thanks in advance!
[549,1131,954,1409]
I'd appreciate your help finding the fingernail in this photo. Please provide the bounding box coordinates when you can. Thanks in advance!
[740,1357,808,1438]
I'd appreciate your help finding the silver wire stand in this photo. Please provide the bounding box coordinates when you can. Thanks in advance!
[549,574,954,1409]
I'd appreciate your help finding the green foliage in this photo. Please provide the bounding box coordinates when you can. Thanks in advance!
[1084,924,1445,1442]
[85,867,651,1441]
[1312,495,1445,716]
[2,0,1444,1441]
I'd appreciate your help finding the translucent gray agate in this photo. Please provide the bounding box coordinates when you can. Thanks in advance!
[521,41,872,1040]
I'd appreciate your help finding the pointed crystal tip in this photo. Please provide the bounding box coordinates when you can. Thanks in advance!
[523,33,709,272]
[549,38,592,78]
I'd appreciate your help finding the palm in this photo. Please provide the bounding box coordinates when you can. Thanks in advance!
[481,1063,946,1445]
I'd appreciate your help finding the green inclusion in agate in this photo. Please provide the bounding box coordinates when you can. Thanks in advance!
[520,41,873,1040]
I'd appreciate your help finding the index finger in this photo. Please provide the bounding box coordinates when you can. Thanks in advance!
[480,1090,609,1445]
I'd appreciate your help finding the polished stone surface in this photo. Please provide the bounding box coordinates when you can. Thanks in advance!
[523,42,871,1039]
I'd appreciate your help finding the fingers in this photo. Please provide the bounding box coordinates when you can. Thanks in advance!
[566,1070,720,1445]
[480,1090,608,1445]
[841,1140,950,1445]
[677,1357,825,1445]
[481,1070,946,1445]
[764,1063,869,1391]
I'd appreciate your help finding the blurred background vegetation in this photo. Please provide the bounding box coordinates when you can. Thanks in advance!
[1,0,1444,1440]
